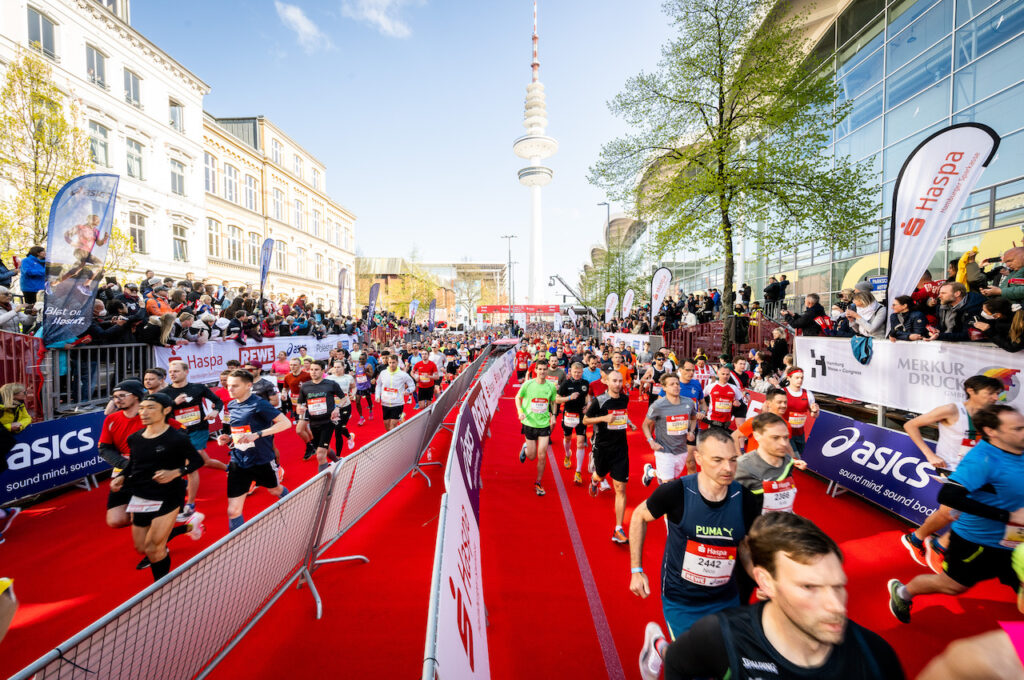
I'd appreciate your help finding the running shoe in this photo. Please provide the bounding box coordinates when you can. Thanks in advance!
[563,453,572,469]
[358,417,366,426]
[0,507,21,534]
[136,555,151,570]
[347,435,355,450]
[277,466,286,483]
[186,512,206,541]
[925,537,946,575]
[887,579,912,624]
[642,464,656,487]
[303,447,315,461]
[573,471,583,485]
[589,477,599,497]
[519,444,527,464]
[612,528,628,544]
[534,482,545,497]
[175,504,195,523]
[77,283,92,295]
[599,480,611,492]
[639,622,666,680]
[247,481,257,496]
[900,532,927,567]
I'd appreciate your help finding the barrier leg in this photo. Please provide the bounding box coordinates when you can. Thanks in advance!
[298,566,324,620]
[314,554,370,568]
[412,463,442,488]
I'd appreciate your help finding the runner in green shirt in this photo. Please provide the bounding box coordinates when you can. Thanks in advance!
[515,357,558,496]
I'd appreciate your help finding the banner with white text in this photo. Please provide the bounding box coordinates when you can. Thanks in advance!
[650,267,672,326]
[604,292,619,322]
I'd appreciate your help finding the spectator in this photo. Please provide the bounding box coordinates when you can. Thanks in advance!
[762,277,780,317]
[0,382,30,436]
[782,293,827,336]
[18,246,46,304]
[888,295,928,341]
[777,274,790,306]
[145,286,175,316]
[981,247,1024,303]
[0,287,35,333]
[846,291,886,338]
[928,281,984,342]
[136,313,180,347]
[971,297,1020,351]
[765,327,789,373]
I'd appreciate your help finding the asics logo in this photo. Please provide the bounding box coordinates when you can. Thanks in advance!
[821,427,860,457]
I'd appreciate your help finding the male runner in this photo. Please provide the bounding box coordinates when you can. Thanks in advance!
[296,360,343,472]
[515,357,558,496]
[216,369,292,531]
[706,364,743,431]
[142,367,167,394]
[584,370,632,543]
[677,360,706,474]
[515,346,532,384]
[901,375,1004,571]
[888,404,1024,623]
[629,428,761,640]
[557,361,590,485]
[582,354,603,385]
[640,354,670,405]
[735,412,807,513]
[374,353,415,432]
[733,387,790,453]
[282,357,310,420]
[641,372,697,487]
[639,512,904,680]
[246,361,281,408]
[353,355,375,424]
[412,352,439,409]
[784,367,818,455]
[161,360,227,520]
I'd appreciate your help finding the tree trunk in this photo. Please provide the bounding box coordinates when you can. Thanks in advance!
[720,202,735,356]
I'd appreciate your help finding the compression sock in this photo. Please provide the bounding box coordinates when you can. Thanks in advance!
[168,525,189,540]
[228,515,245,531]
[151,554,171,581]
[576,447,585,473]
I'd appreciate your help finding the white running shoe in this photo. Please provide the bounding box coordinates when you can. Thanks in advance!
[187,512,206,541]
[642,464,656,487]
[347,435,355,450]
[599,480,611,492]
[175,504,195,523]
[639,621,666,680]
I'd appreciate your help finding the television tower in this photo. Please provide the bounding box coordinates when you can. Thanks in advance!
[513,0,557,303]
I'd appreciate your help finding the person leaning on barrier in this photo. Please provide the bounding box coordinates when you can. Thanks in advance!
[0,383,30,545]
[927,281,985,342]
[888,295,928,341]
[0,287,34,333]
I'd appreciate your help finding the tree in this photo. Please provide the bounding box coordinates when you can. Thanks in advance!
[590,0,878,349]
[453,277,482,323]
[581,239,647,320]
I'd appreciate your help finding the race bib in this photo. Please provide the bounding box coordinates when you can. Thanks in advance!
[127,496,163,514]
[788,412,808,429]
[608,409,628,430]
[763,477,797,513]
[960,435,980,458]
[518,361,527,369]
[175,405,201,426]
[308,396,328,416]
[419,373,430,383]
[713,399,733,413]
[356,375,369,388]
[546,376,559,385]
[1001,523,1024,549]
[382,386,401,405]
[230,425,255,451]
[681,542,737,587]
[563,413,580,428]
[666,414,689,436]
[530,398,549,414]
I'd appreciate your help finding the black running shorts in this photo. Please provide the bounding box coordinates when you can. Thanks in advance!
[943,531,1020,590]
[381,405,404,421]
[309,422,335,449]
[521,425,551,440]
[561,412,586,437]
[131,497,183,527]
[593,446,629,483]
[227,462,279,498]
[107,486,133,509]
[417,386,434,402]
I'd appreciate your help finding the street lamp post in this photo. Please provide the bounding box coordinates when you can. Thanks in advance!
[501,234,516,322]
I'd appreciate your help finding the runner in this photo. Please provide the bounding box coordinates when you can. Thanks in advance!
[216,369,292,531]
[161,360,227,520]
[412,352,439,410]
[281,357,310,420]
[142,367,167,394]
[325,359,357,451]
[641,372,697,487]
[640,354,670,405]
[706,364,743,431]
[296,361,343,472]
[676,360,706,474]
[109,393,205,581]
[629,427,761,640]
[888,404,1024,624]
[784,367,818,455]
[638,512,904,680]
[735,412,807,513]
[515,345,531,384]
[556,361,590,485]
[515,357,558,496]
[374,354,415,432]
[733,387,790,453]
[584,370,632,543]
[353,355,375,425]
[901,375,1004,572]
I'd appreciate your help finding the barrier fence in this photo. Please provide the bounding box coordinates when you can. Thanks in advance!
[661,313,792,361]
[11,345,495,680]
[0,330,46,421]
[45,342,154,416]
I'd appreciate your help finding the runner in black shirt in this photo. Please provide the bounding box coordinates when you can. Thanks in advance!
[584,370,632,543]
[557,362,590,485]
[110,393,205,581]
[638,512,904,680]
[296,360,343,472]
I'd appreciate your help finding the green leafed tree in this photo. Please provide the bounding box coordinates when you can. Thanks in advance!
[589,0,879,348]
[580,238,647,320]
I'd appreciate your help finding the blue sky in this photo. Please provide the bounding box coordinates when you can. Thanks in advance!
[131,1,672,302]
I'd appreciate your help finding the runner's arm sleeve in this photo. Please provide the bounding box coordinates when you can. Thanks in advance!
[98,443,129,469]
[662,614,730,680]
[937,481,1010,523]
[180,436,205,474]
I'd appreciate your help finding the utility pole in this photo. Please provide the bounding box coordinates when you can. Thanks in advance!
[501,234,516,321]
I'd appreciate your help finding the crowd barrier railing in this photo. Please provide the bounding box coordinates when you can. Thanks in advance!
[11,344,498,680]
[45,342,154,416]
[0,330,46,421]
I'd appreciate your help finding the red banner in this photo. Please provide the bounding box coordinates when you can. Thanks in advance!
[476,305,560,313]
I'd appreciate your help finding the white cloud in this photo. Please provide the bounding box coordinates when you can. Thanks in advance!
[275,1,333,53]
[341,0,420,38]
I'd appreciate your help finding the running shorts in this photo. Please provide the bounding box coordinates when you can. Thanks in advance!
[308,422,336,449]
[943,531,1020,590]
[561,412,586,437]
[521,425,551,440]
[227,462,280,498]
[188,429,209,451]
[593,445,629,483]
[131,497,183,527]
[381,405,404,421]
[106,485,133,509]
[417,386,434,402]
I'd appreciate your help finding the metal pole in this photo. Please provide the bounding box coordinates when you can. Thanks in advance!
[501,234,516,323]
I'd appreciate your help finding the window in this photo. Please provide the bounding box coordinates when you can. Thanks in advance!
[207,219,221,257]
[313,168,321,190]
[227,225,242,261]
[170,159,185,196]
[204,153,216,193]
[272,139,282,165]
[124,69,141,108]
[86,45,106,88]
[27,8,56,60]
[329,258,336,279]
[955,0,1024,68]
[88,121,109,166]
[293,155,303,178]
[129,212,146,253]
[172,224,188,262]
[275,240,287,271]
[126,138,143,179]
[245,175,259,211]
[315,253,324,280]
[296,247,307,276]
[248,232,260,266]
[272,188,284,220]
[97,0,118,12]
[312,209,321,238]
[168,100,183,131]
[293,199,304,229]
[224,164,238,203]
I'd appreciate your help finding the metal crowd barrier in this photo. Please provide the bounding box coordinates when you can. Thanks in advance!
[11,344,497,680]
[0,330,46,421]
[45,342,154,415]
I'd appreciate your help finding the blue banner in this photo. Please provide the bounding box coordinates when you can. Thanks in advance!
[802,410,942,526]
[409,299,420,321]
[42,174,120,345]
[259,238,274,291]
[1,411,107,504]
[428,298,436,330]
[338,267,348,314]
[367,282,380,324]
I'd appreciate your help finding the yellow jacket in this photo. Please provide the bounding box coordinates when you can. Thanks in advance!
[1,403,30,434]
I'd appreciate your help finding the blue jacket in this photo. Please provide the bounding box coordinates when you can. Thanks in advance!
[888,310,928,340]
[19,255,46,293]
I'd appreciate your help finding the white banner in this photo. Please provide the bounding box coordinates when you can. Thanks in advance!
[479,346,516,416]
[604,292,619,321]
[153,334,357,384]
[651,266,672,326]
[602,332,651,353]
[887,124,999,330]
[622,288,635,317]
[795,336,1023,414]
[552,312,562,330]
[567,307,578,326]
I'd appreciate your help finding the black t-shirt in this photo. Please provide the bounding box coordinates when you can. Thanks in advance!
[121,427,203,500]
[298,379,343,425]
[646,477,762,527]
[585,393,631,451]
[664,601,904,680]
[558,377,590,414]
[160,383,224,433]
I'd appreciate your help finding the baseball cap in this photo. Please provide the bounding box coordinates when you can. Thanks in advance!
[141,392,174,408]
[248,360,263,370]
[113,379,145,399]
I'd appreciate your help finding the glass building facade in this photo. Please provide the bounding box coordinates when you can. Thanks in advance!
[668,0,1024,304]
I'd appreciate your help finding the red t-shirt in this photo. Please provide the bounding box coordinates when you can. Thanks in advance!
[589,379,607,397]
[283,371,311,399]
[99,410,144,455]
[707,383,741,423]
[785,388,814,433]
[515,351,530,372]
[412,360,438,388]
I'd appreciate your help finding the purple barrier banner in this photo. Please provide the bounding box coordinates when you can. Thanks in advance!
[802,410,942,526]
[451,382,485,518]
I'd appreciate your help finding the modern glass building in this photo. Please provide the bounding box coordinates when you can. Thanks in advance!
[664,0,1024,305]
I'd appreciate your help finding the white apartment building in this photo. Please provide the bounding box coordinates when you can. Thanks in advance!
[0,0,210,280]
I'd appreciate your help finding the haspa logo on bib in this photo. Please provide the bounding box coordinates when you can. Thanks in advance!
[818,425,933,488]
[239,345,275,365]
